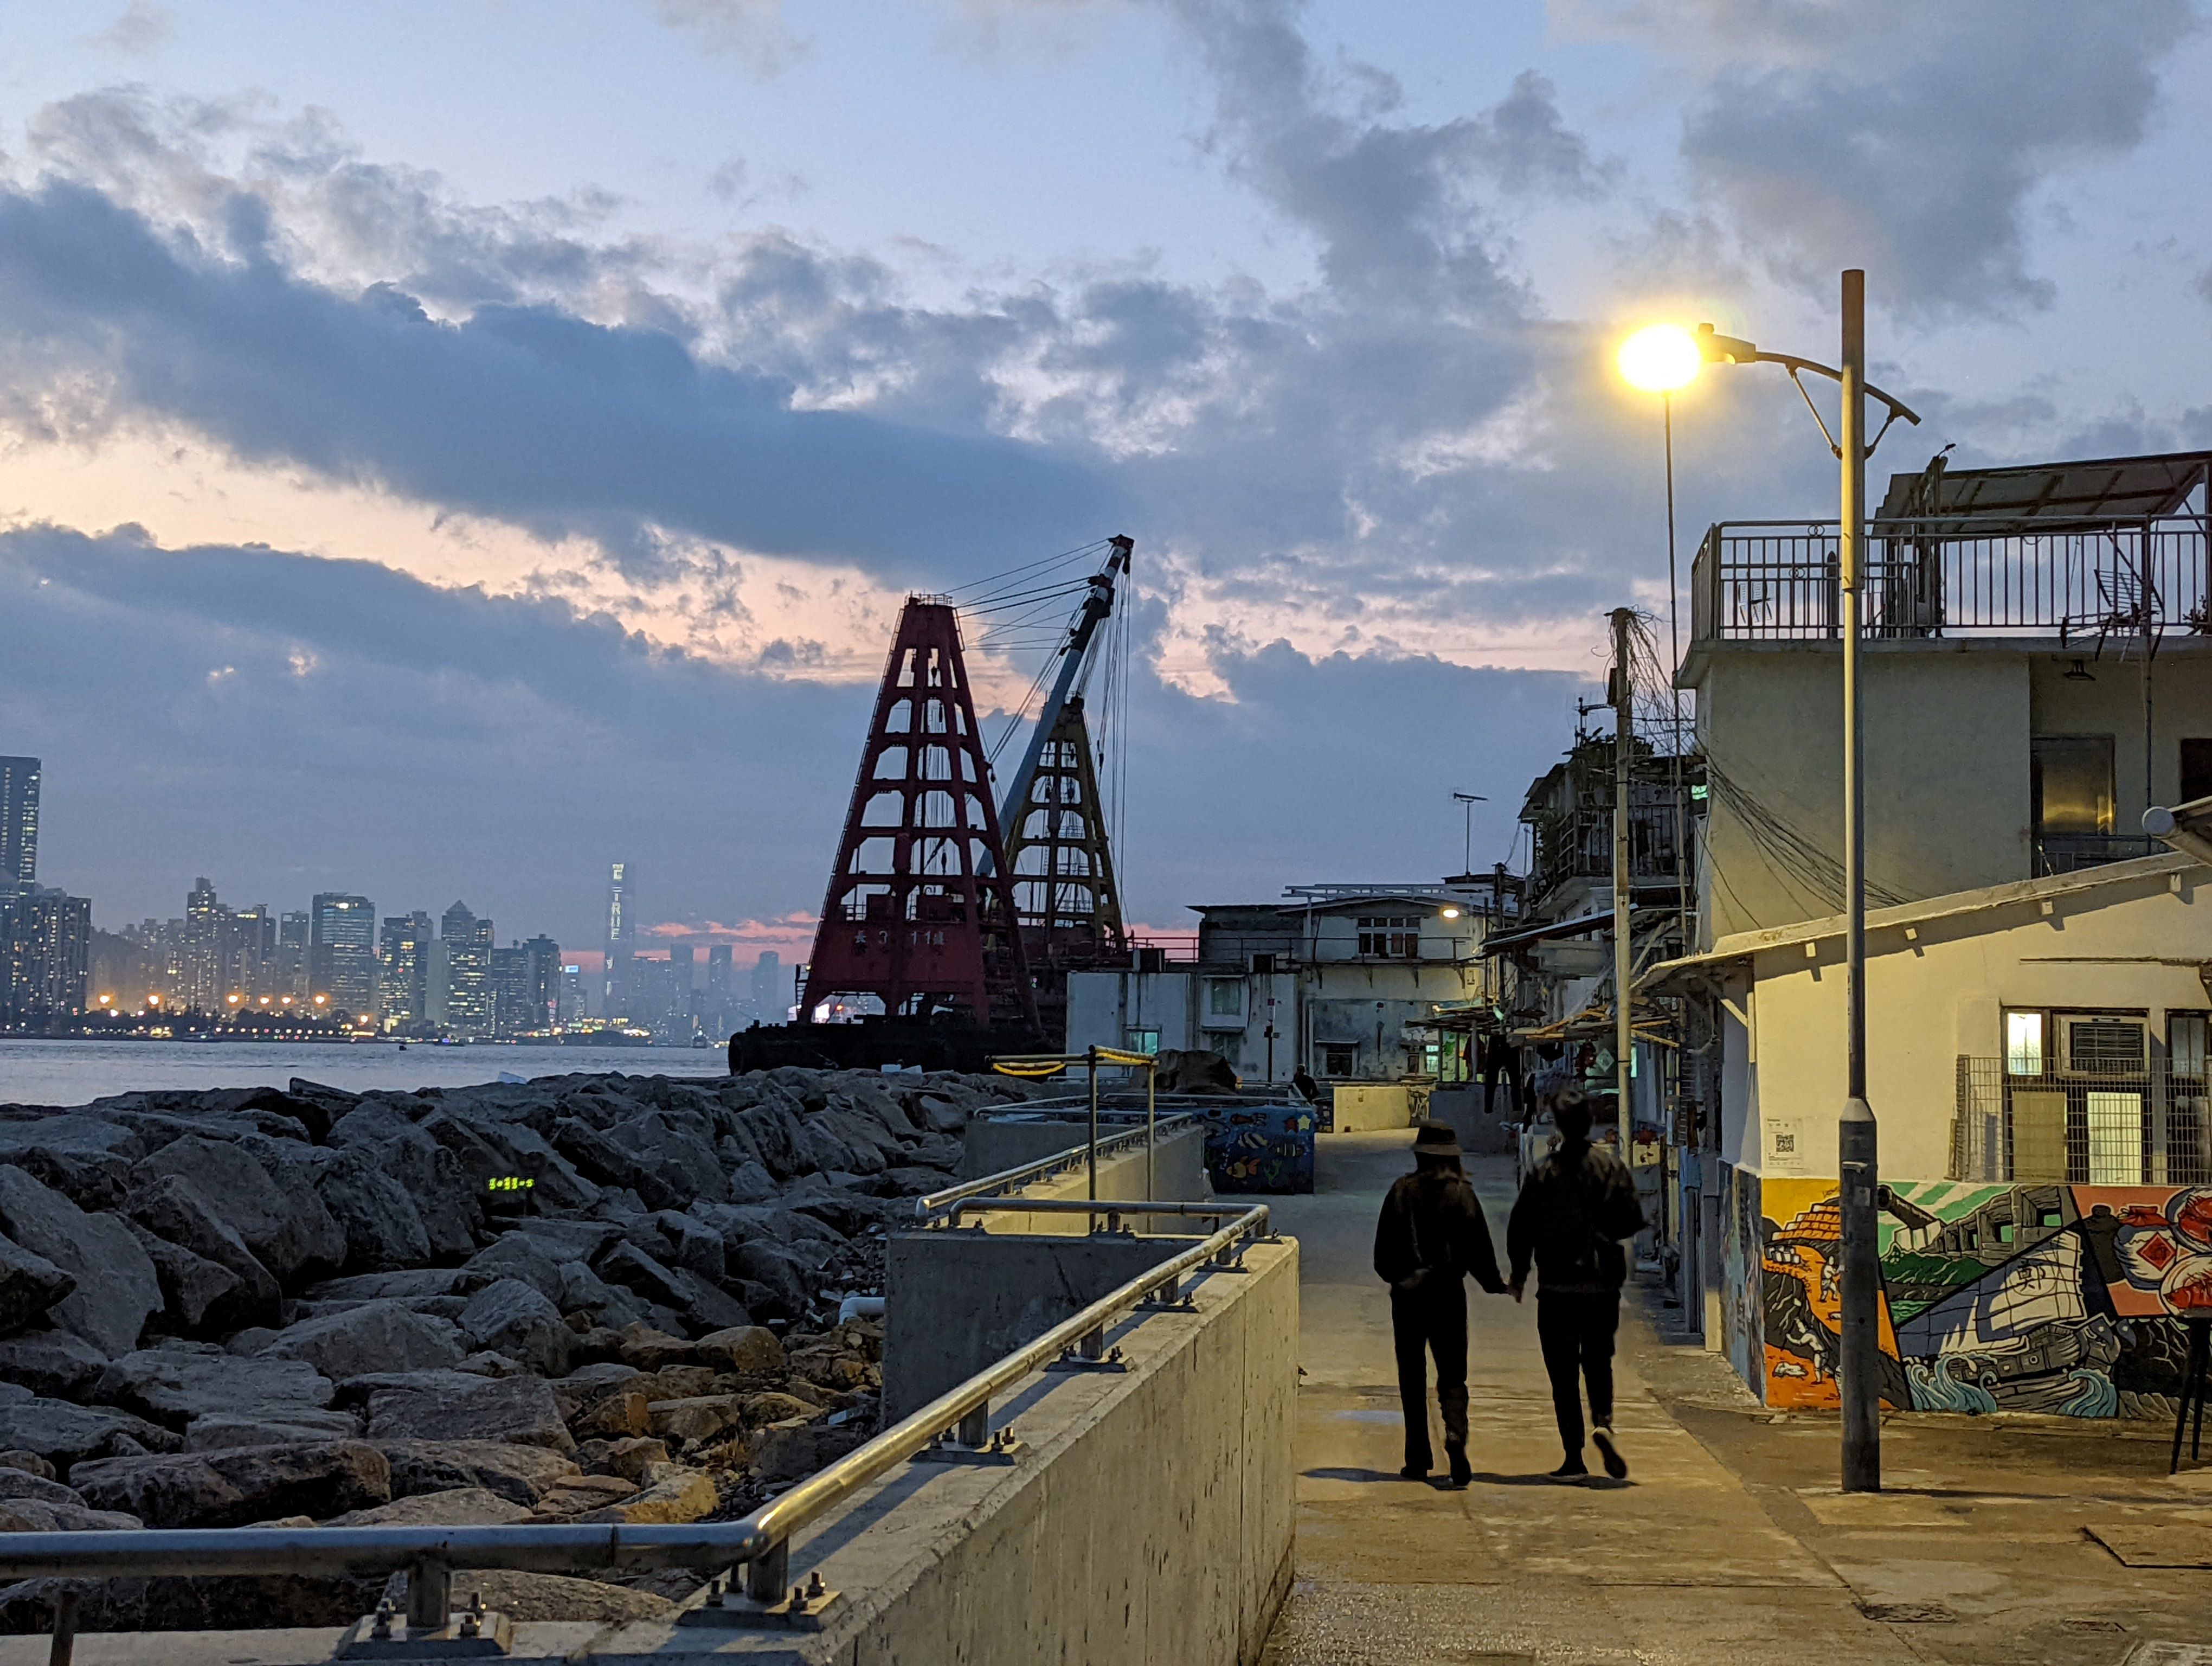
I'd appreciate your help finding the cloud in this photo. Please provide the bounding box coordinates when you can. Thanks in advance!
[86,2,176,56]
[1573,0,2199,318]
[646,0,811,76]
[0,178,1116,581]
[0,524,1583,956]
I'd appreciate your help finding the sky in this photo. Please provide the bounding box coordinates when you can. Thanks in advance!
[2,0,2208,960]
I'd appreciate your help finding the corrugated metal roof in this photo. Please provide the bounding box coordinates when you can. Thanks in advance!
[1877,449,2212,526]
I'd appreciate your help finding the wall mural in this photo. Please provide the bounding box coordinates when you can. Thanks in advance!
[1749,1176,2203,1418]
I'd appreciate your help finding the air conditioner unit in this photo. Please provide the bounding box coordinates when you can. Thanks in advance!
[2059,1015,2146,1079]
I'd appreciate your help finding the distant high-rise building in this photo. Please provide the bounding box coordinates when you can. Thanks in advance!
[308,893,376,1020]
[490,934,561,1039]
[558,963,583,1024]
[751,950,785,1020]
[602,862,634,1017]
[182,877,229,1013]
[705,945,732,1037]
[277,911,310,1000]
[0,757,38,889]
[631,954,679,1040]
[521,935,561,1034]
[441,901,495,1037]
[377,912,434,1031]
[232,905,277,1002]
[489,945,528,1040]
[0,886,89,1019]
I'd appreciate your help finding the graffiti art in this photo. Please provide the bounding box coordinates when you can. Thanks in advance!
[1738,1172,2201,1418]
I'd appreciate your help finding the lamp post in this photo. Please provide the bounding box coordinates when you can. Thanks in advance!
[1618,278,1920,1495]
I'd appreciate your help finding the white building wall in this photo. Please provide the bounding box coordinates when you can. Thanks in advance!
[1727,855,2208,1182]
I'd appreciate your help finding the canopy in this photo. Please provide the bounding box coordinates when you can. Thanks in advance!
[1878,450,2212,528]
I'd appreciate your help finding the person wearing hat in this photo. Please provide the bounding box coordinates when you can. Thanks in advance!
[1372,1119,1504,1487]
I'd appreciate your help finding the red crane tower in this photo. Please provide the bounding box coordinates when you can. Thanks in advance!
[798,598,1039,1035]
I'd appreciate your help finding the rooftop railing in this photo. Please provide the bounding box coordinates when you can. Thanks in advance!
[1691,514,2209,644]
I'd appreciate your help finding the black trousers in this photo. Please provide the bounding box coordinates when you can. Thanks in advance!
[1536,1289,1619,1454]
[1390,1280,1468,1470]
[1482,1069,1519,1120]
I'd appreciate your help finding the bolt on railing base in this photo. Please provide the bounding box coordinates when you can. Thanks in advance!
[337,1607,513,1659]
[911,1426,1026,1465]
[681,1570,841,1632]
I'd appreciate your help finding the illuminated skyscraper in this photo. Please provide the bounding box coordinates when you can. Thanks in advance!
[377,911,434,1030]
[308,893,376,1020]
[441,901,494,1037]
[602,862,634,1017]
[0,757,36,889]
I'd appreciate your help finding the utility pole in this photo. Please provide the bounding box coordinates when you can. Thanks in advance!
[1611,607,1635,1164]
[1837,270,1881,1494]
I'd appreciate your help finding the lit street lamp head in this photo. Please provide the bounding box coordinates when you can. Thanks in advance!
[1616,323,1701,393]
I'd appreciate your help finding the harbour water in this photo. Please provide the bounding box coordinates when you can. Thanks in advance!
[0,1039,727,1107]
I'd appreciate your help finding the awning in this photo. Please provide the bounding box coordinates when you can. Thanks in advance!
[1877,449,2211,527]
[1478,909,1612,957]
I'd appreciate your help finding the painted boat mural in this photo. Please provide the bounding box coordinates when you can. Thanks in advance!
[1720,1164,2202,1418]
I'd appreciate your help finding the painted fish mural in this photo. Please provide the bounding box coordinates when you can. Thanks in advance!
[1730,1170,2200,1417]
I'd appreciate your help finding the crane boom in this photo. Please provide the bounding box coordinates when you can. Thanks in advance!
[993,535,1131,835]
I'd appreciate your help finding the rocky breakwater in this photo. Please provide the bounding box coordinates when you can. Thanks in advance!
[0,1064,1040,1630]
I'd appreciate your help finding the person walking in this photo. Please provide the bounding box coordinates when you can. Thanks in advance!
[1506,1087,1645,1482]
[1373,1120,1504,1488]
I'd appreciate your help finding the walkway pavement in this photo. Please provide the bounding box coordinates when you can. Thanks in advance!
[1260,1132,2212,1666]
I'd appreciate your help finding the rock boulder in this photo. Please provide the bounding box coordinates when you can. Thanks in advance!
[70,1440,391,1529]
[0,1166,159,1358]
[256,1301,465,1381]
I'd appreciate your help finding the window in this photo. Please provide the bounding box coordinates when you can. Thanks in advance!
[2005,1010,2044,1076]
[2183,739,2212,805]
[2174,1013,2209,1081]
[2030,735,2114,835]
[1124,1028,1160,1056]
[1207,978,1242,1017]
[1319,1042,1356,1078]
[1355,914,1420,957]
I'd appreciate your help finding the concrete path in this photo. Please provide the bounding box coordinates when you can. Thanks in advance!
[1261,1132,2212,1665]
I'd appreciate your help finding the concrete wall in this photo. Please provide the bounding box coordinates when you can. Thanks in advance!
[595,1239,1300,1666]
[1688,637,2212,948]
[1693,641,2029,945]
[1332,1082,1420,1131]
[1703,853,2212,1419]
[1734,854,2207,1180]
[956,1119,1213,1233]
[882,1231,1187,1419]
[1426,1084,1515,1155]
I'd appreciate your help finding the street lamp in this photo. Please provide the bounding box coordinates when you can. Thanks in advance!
[1615,325,1700,682]
[1693,274,1919,1496]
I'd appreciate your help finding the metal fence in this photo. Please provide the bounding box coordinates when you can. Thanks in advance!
[1692,515,2209,643]
[1952,1056,2212,1185]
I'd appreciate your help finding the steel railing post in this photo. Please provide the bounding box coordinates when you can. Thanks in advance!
[408,1553,451,1633]
[46,1586,76,1666]
[745,1539,788,1605]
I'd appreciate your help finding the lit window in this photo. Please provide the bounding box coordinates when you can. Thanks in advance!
[1124,1028,1161,1056]
[2005,1011,2043,1077]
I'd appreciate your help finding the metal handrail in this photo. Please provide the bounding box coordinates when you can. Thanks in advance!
[941,1199,1251,1227]
[0,1202,1273,1646]
[911,1112,1200,1222]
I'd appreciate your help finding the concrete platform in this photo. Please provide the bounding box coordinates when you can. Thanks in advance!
[1261,1132,2212,1665]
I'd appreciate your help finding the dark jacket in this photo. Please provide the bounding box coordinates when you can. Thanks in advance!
[1506,1139,1645,1295]
[1374,1167,1504,1295]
